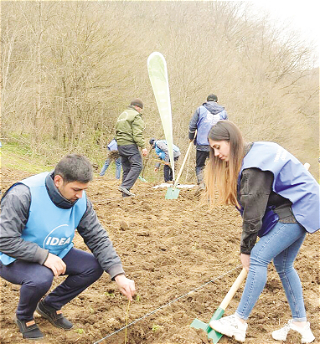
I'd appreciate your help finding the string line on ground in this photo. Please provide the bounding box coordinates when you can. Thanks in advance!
[93,264,242,344]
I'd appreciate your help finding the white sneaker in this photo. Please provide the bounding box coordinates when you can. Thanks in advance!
[209,314,248,342]
[272,320,292,341]
[272,320,315,343]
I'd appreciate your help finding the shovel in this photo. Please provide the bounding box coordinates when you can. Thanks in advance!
[190,268,247,343]
[165,140,194,199]
[139,153,152,183]
[138,175,147,182]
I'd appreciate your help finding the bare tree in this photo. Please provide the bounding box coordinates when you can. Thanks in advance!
[1,1,318,176]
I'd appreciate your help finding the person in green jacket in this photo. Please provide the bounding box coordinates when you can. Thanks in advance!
[115,99,148,197]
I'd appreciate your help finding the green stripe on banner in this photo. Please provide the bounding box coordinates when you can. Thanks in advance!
[147,52,175,180]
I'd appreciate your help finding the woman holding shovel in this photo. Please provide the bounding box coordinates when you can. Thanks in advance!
[205,121,319,343]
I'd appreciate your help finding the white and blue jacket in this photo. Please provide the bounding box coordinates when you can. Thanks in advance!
[154,140,180,162]
[107,139,118,151]
[238,142,320,237]
[189,101,228,151]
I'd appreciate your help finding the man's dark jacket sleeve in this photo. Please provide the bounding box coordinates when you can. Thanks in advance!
[77,200,124,279]
[189,108,200,140]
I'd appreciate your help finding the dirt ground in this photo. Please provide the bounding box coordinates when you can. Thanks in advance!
[0,167,319,344]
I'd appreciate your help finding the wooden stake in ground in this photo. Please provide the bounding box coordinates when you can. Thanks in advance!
[124,300,131,344]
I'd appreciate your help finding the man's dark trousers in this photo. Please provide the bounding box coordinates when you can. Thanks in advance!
[118,144,143,191]
[0,248,103,321]
[195,149,209,184]
[163,157,179,182]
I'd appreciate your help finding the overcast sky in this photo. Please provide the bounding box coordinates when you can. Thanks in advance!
[248,0,319,49]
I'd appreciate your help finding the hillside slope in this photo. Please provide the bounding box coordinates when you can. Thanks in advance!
[0,168,319,344]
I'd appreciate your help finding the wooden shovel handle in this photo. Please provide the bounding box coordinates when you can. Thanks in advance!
[219,268,247,311]
[174,140,194,187]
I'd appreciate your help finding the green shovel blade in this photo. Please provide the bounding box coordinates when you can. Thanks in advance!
[138,175,147,182]
[190,307,224,343]
[165,186,180,199]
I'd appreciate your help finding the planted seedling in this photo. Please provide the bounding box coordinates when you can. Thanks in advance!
[75,328,84,334]
[104,291,115,298]
[152,324,162,332]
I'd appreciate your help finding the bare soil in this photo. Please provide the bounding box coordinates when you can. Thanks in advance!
[0,167,319,344]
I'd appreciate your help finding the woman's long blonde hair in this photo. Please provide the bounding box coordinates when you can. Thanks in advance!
[204,121,245,207]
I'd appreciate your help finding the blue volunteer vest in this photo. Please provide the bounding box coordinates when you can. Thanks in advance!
[0,172,87,265]
[196,106,227,146]
[155,140,180,160]
[238,142,320,237]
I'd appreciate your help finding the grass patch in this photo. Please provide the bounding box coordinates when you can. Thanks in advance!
[1,142,54,173]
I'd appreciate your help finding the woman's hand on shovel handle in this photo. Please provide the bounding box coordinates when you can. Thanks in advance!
[115,274,136,301]
[240,253,250,272]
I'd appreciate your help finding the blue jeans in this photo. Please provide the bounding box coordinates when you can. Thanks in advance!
[236,222,307,321]
[0,248,103,321]
[100,157,121,179]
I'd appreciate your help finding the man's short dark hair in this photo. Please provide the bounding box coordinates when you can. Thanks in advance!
[207,94,218,102]
[130,98,144,109]
[149,138,156,146]
[54,154,93,183]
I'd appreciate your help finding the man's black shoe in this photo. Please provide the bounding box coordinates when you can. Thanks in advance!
[15,317,44,340]
[36,300,73,330]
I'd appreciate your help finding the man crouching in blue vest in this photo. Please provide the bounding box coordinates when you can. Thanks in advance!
[0,154,136,340]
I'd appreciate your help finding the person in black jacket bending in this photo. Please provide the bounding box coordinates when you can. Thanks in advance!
[0,154,135,340]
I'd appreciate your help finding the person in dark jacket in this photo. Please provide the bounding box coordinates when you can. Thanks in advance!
[205,121,318,343]
[115,99,148,197]
[0,154,136,340]
[189,94,228,188]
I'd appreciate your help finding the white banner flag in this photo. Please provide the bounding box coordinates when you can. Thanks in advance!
[147,52,175,180]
